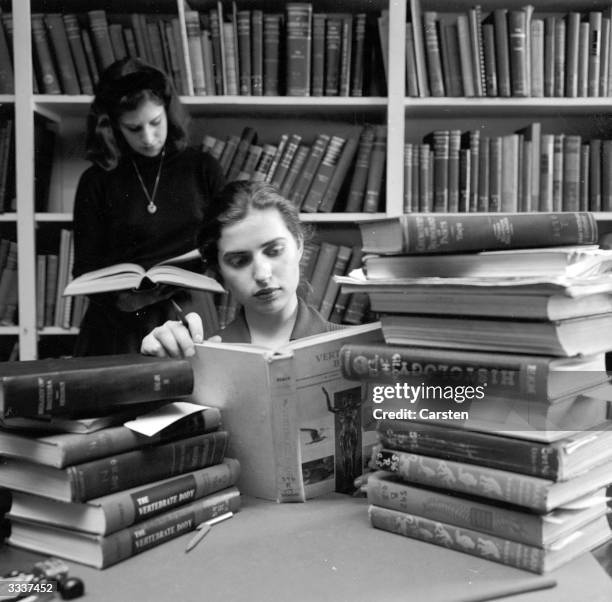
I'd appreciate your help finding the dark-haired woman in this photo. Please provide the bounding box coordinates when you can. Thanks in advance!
[141,180,344,358]
[72,58,225,355]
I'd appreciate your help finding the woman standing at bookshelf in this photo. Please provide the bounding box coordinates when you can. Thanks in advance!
[141,180,344,357]
[72,58,225,356]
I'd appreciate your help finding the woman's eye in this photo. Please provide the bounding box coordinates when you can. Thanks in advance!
[266,244,284,257]
[226,255,249,268]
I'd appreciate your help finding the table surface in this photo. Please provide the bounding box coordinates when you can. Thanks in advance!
[1,494,612,602]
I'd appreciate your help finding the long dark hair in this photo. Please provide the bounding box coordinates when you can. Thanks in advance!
[85,58,188,170]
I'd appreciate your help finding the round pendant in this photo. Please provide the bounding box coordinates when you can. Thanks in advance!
[147,202,157,214]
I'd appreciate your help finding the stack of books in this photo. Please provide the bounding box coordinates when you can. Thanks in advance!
[337,211,612,573]
[0,354,240,569]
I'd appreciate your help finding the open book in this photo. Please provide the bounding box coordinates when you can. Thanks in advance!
[189,321,383,502]
[63,249,225,295]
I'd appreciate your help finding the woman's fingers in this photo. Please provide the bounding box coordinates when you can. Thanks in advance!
[140,320,195,358]
[185,312,204,344]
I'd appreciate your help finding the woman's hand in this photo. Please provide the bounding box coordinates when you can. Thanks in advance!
[140,312,205,358]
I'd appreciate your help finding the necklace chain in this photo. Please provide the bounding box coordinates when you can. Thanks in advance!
[131,147,165,215]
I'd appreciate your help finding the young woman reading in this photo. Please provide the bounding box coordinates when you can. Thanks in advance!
[72,58,225,355]
[141,180,344,357]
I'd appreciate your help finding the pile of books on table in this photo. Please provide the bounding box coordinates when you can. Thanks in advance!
[338,211,612,573]
[0,354,240,569]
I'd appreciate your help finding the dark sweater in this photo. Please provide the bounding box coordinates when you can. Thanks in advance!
[72,146,225,356]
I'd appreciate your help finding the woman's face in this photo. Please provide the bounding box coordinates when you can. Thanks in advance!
[217,208,303,319]
[118,99,168,157]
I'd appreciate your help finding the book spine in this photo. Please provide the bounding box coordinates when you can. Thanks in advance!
[318,132,361,212]
[87,10,116,72]
[0,357,194,418]
[482,23,498,97]
[263,14,281,96]
[251,10,264,96]
[350,14,367,96]
[271,133,302,190]
[368,505,546,573]
[31,14,61,94]
[44,14,81,95]
[185,11,206,95]
[423,12,445,97]
[286,3,312,96]
[208,10,224,95]
[387,212,598,255]
[62,15,94,95]
[236,10,252,95]
[280,144,309,196]
[362,125,387,212]
[227,127,257,181]
[291,134,330,208]
[101,487,241,568]
[376,423,561,483]
[109,23,128,61]
[433,130,449,212]
[80,28,99,86]
[100,458,240,534]
[324,17,342,96]
[409,0,430,96]
[67,430,228,501]
[318,245,352,319]
[344,125,375,212]
[508,10,528,97]
[301,135,345,212]
[367,472,544,546]
[339,343,556,400]
[308,242,338,310]
[493,9,511,97]
[54,407,222,468]
[265,351,305,502]
[0,13,12,94]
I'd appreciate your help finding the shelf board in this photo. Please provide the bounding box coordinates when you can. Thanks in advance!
[33,95,388,119]
[0,95,14,104]
[404,97,612,117]
[36,213,73,222]
[0,326,18,335]
[39,327,79,335]
[0,212,16,222]
[300,213,386,223]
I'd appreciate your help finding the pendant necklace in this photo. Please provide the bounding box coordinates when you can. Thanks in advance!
[131,147,166,215]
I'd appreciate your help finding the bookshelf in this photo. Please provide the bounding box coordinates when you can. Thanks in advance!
[5,0,612,359]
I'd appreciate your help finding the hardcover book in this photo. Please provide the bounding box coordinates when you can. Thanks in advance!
[0,354,195,419]
[358,212,598,255]
[376,420,612,482]
[0,430,228,502]
[9,459,240,535]
[368,504,611,574]
[379,312,612,357]
[0,403,222,468]
[190,322,383,502]
[9,487,241,569]
[367,471,609,547]
[63,249,224,296]
[373,446,612,513]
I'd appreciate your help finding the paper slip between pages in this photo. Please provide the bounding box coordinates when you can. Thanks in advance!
[124,401,209,436]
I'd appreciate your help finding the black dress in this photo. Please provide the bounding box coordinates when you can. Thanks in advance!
[71,146,225,355]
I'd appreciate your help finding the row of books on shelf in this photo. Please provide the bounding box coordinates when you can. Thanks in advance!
[31,3,386,98]
[35,229,86,331]
[404,124,612,214]
[205,123,386,214]
[0,354,241,568]
[334,211,612,572]
[0,115,14,214]
[0,9,11,94]
[0,238,16,326]
[408,2,612,98]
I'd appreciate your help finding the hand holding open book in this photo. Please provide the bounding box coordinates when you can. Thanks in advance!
[63,249,225,296]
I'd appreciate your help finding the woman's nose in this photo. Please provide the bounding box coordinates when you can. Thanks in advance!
[253,256,272,284]
[141,126,155,144]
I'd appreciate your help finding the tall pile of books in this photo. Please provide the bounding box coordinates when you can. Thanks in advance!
[0,354,240,569]
[338,211,612,573]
